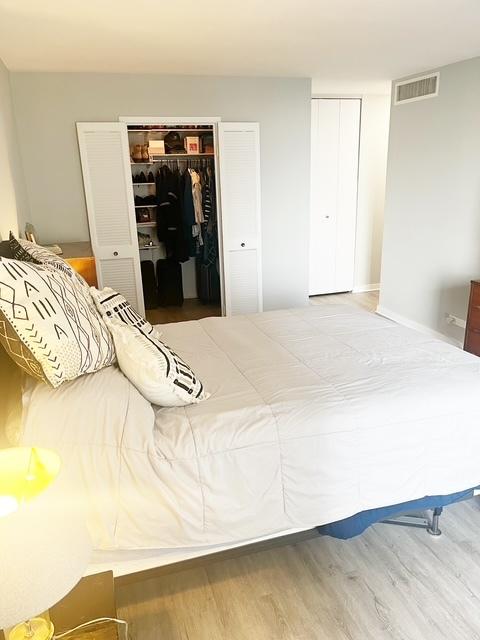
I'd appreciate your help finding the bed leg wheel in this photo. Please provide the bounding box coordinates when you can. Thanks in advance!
[427,507,443,536]
[426,526,442,536]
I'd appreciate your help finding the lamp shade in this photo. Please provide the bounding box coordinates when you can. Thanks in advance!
[0,448,92,631]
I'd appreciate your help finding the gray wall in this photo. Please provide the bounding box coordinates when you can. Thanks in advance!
[379,57,480,344]
[0,58,28,239]
[10,73,311,310]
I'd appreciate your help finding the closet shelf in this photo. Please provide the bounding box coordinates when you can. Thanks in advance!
[130,154,214,164]
[133,182,156,186]
[134,204,157,208]
[139,244,162,250]
[137,222,157,228]
[128,128,213,133]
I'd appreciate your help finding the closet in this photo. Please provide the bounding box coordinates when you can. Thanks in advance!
[77,119,263,320]
[309,98,361,295]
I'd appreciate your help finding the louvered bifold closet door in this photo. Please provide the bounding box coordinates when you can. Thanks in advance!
[218,122,262,316]
[76,122,145,315]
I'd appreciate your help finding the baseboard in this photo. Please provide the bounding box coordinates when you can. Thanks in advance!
[376,305,463,348]
[352,283,380,293]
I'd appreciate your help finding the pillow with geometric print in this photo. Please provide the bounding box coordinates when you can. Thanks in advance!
[9,232,90,294]
[91,287,208,406]
[0,257,115,387]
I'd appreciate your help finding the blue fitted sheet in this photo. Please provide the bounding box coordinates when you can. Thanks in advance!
[318,487,477,539]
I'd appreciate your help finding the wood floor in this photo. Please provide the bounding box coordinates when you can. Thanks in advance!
[309,290,380,313]
[146,298,221,324]
[117,290,480,640]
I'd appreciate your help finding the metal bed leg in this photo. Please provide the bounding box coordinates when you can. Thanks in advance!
[380,506,443,536]
[426,507,443,536]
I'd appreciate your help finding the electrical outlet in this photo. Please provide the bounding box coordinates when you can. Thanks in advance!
[445,313,466,329]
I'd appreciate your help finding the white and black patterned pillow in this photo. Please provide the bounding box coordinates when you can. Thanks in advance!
[9,232,40,264]
[107,319,208,406]
[90,287,160,337]
[91,287,207,406]
[10,233,90,293]
[0,257,116,387]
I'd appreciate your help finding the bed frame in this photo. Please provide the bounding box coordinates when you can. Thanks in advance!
[382,507,443,536]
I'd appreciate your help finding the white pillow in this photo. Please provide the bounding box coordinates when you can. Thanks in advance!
[0,257,115,387]
[90,287,161,337]
[108,318,209,407]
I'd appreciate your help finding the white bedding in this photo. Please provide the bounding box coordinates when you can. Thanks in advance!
[21,303,480,551]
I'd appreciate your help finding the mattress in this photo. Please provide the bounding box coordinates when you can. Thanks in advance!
[20,302,480,551]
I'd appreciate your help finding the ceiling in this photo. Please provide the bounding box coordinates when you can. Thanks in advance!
[1,0,480,93]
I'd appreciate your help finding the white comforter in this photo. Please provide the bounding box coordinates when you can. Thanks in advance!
[21,303,480,550]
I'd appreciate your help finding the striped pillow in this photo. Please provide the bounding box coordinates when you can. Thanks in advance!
[90,287,160,337]
[9,233,90,293]
[91,287,208,406]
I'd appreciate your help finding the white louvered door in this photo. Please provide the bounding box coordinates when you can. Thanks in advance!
[218,122,262,316]
[77,122,144,315]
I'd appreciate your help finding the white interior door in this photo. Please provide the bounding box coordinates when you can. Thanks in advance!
[77,122,145,315]
[218,122,262,315]
[309,99,360,295]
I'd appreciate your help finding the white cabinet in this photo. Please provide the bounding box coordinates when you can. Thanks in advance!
[77,122,145,315]
[309,99,360,295]
[218,122,263,315]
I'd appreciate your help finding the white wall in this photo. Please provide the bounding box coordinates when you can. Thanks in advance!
[0,58,28,240]
[379,57,480,345]
[354,95,390,291]
[311,83,390,294]
[9,72,311,311]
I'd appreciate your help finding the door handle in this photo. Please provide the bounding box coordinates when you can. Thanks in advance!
[241,242,246,248]
[113,251,118,256]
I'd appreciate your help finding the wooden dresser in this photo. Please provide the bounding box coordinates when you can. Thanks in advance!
[61,242,98,287]
[464,280,480,356]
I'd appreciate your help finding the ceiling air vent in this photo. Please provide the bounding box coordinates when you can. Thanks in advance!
[394,72,439,105]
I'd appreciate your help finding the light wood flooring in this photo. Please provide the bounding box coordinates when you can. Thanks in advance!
[117,290,480,640]
[309,290,380,313]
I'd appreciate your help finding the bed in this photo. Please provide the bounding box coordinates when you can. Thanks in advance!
[12,300,480,575]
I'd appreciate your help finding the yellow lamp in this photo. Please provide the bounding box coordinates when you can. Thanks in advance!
[0,447,92,640]
[0,447,60,517]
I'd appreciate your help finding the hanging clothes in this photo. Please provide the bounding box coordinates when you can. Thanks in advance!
[156,165,189,263]
[196,164,220,303]
[190,169,204,224]
[182,168,197,257]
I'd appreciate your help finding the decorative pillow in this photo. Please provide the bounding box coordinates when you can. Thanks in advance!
[0,309,45,382]
[1,239,16,259]
[9,232,89,293]
[106,318,209,406]
[90,287,161,337]
[8,232,40,263]
[0,341,24,446]
[0,257,116,387]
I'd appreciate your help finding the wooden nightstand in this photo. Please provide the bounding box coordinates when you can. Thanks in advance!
[48,571,119,639]
[60,242,98,288]
[1,572,119,640]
